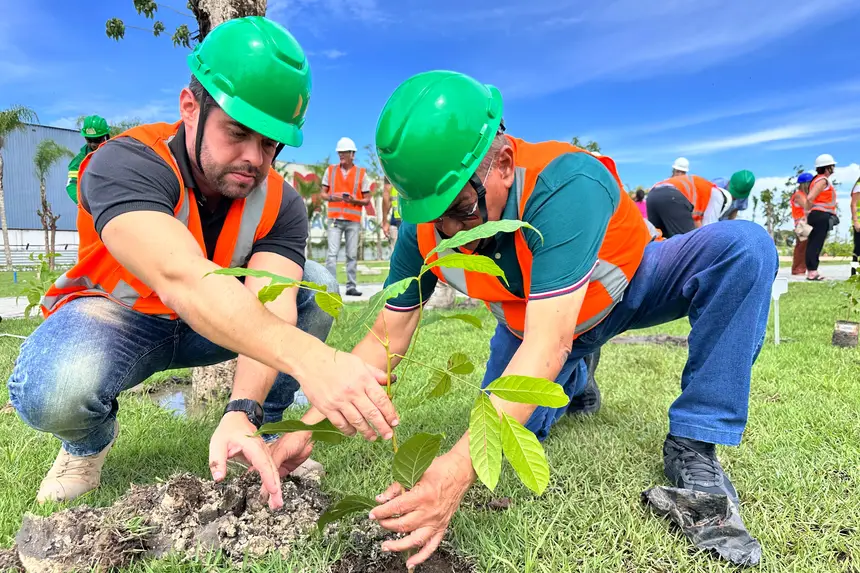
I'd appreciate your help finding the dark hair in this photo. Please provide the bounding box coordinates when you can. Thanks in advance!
[816,166,829,175]
[189,75,219,109]
[635,188,645,202]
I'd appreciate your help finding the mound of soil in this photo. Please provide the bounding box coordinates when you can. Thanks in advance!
[333,520,475,573]
[13,472,328,572]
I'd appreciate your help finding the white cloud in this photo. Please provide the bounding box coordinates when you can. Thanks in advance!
[308,49,347,60]
[485,0,860,99]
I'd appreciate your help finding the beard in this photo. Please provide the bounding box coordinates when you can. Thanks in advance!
[200,146,266,199]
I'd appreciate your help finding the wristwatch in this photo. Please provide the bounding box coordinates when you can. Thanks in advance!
[223,399,264,429]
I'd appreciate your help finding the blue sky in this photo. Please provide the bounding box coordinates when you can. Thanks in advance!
[2,0,859,232]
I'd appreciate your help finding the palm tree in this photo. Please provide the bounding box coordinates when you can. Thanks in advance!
[0,105,39,270]
[34,140,73,270]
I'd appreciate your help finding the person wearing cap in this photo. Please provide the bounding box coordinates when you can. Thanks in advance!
[647,171,755,238]
[805,154,839,280]
[320,137,371,296]
[66,115,111,204]
[7,17,397,505]
[671,157,690,177]
[272,71,778,568]
[790,173,814,276]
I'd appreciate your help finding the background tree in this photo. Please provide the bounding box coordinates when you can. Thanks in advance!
[757,165,804,240]
[33,140,74,270]
[107,0,268,48]
[362,143,385,261]
[570,136,601,154]
[279,158,329,259]
[0,105,39,270]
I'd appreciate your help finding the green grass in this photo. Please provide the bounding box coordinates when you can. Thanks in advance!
[0,271,37,298]
[1,284,859,571]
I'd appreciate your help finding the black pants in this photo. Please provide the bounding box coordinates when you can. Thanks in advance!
[853,227,859,276]
[805,210,832,272]
[646,186,696,238]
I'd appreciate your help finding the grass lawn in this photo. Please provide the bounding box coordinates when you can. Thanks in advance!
[1,283,859,571]
[0,271,37,298]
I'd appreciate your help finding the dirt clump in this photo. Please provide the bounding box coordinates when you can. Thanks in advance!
[14,472,328,572]
[611,334,689,347]
[332,520,475,573]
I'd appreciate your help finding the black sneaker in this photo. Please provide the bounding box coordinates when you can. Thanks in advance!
[566,349,601,415]
[663,434,740,507]
[345,287,362,297]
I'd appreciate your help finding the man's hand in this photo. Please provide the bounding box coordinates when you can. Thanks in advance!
[382,220,391,238]
[369,452,474,568]
[269,431,314,477]
[209,412,284,510]
[300,351,399,441]
[854,220,860,232]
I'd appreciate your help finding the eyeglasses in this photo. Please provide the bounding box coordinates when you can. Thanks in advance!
[434,151,496,224]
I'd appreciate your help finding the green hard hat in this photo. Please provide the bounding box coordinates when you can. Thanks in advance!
[187,16,311,147]
[728,170,755,199]
[376,70,503,223]
[81,115,110,139]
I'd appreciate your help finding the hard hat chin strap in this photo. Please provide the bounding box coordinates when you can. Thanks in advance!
[194,98,211,176]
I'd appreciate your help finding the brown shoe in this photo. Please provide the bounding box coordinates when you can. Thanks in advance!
[36,421,118,503]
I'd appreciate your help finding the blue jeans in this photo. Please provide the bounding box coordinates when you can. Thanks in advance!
[8,260,338,457]
[481,221,778,446]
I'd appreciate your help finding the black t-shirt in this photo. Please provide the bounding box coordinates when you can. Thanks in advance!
[79,126,308,268]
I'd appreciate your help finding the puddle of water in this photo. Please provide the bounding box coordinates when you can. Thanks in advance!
[148,384,197,417]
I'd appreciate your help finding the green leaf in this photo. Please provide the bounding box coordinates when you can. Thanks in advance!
[315,291,343,320]
[345,277,415,338]
[425,253,507,284]
[392,432,443,489]
[209,267,294,283]
[468,393,502,491]
[317,495,376,531]
[428,371,452,398]
[427,220,543,260]
[258,283,295,304]
[484,375,569,407]
[422,313,483,329]
[500,412,549,495]
[447,352,474,375]
[255,419,346,444]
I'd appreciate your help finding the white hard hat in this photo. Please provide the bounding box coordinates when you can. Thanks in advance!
[336,137,357,152]
[814,153,836,169]
[672,157,690,172]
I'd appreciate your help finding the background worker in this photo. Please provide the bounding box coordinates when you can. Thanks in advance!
[851,175,860,277]
[381,178,402,250]
[67,115,111,204]
[671,157,690,177]
[790,173,814,276]
[320,137,370,296]
[647,171,755,238]
[805,154,839,281]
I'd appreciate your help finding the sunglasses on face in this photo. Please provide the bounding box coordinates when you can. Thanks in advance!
[436,199,479,223]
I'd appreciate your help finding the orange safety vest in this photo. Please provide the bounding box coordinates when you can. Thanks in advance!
[326,164,366,222]
[790,190,806,222]
[41,121,284,319]
[809,174,838,214]
[653,175,714,223]
[417,136,657,340]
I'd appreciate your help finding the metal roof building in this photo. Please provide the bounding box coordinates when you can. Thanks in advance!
[2,123,84,231]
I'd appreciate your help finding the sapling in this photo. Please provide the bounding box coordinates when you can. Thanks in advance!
[213,221,568,532]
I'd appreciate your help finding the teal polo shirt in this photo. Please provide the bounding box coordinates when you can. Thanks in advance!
[383,152,619,310]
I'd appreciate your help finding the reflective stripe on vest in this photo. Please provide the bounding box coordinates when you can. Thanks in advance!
[417,141,654,341]
[390,188,401,220]
[327,165,365,221]
[809,175,838,214]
